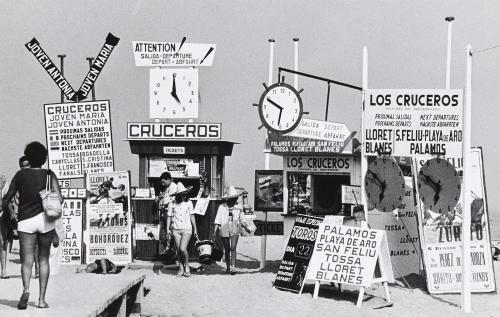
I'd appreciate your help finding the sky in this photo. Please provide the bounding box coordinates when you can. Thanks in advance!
[1,1,499,237]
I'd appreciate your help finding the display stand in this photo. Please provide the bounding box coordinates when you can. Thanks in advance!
[298,224,394,308]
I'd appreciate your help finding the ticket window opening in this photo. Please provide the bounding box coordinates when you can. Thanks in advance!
[312,174,350,215]
[287,173,350,215]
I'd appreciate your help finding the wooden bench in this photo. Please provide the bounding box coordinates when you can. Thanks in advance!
[0,266,146,317]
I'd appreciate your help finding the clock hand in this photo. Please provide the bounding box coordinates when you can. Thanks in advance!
[433,180,442,205]
[199,46,214,65]
[266,98,283,110]
[171,73,181,104]
[379,180,387,202]
[367,170,383,186]
[277,108,283,125]
[420,173,439,192]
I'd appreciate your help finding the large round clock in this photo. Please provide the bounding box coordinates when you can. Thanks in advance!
[256,82,304,134]
[365,157,405,212]
[417,158,461,213]
[150,68,198,119]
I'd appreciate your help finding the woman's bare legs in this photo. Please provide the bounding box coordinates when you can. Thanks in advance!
[37,229,54,308]
[17,231,37,309]
[172,230,184,276]
[179,232,192,275]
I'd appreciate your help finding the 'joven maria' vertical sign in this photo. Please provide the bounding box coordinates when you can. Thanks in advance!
[44,100,114,179]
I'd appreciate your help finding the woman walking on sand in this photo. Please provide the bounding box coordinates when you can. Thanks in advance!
[214,186,250,274]
[166,182,198,277]
[1,141,63,310]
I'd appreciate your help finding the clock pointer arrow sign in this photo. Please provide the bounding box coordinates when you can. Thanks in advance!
[199,46,214,65]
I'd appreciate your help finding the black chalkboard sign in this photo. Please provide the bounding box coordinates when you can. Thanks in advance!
[274,214,323,292]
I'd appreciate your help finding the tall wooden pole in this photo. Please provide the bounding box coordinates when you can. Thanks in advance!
[445,17,455,89]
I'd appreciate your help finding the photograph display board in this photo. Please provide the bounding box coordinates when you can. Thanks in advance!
[254,170,283,212]
[274,215,323,292]
[306,224,393,287]
[60,199,83,265]
[44,100,114,179]
[135,223,159,240]
[364,89,463,158]
[416,148,495,293]
[85,171,131,265]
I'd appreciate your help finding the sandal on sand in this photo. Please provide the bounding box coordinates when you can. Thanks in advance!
[17,291,29,310]
[177,271,184,277]
[183,271,191,277]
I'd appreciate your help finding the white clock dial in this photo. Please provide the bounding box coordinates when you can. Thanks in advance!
[150,68,198,119]
[258,82,303,133]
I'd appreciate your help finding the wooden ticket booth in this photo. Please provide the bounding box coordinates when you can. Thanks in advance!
[126,122,236,260]
[266,129,362,237]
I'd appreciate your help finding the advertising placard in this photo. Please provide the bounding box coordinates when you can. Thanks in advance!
[416,148,495,293]
[135,223,159,240]
[364,89,463,158]
[341,185,362,205]
[44,100,114,179]
[148,157,199,178]
[133,41,216,67]
[274,215,323,292]
[268,127,353,155]
[306,224,393,286]
[60,199,83,265]
[254,170,283,212]
[86,171,131,265]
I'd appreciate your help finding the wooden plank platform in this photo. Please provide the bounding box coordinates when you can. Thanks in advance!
[0,264,145,317]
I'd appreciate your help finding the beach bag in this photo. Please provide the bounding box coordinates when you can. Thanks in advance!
[39,170,62,220]
[54,218,66,242]
[240,218,256,236]
[196,239,214,264]
[211,237,224,262]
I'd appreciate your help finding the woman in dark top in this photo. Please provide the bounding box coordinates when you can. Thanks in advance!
[1,141,62,310]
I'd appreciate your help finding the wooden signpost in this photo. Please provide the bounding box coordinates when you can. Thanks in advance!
[299,223,394,308]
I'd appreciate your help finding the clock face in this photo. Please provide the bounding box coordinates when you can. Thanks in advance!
[258,82,303,134]
[417,158,461,213]
[150,68,198,119]
[365,157,405,212]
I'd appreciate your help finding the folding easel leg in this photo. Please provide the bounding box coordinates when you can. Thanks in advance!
[356,286,365,308]
[313,281,320,299]
[383,281,392,303]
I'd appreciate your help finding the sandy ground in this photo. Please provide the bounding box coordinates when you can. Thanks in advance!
[0,237,498,317]
[137,236,500,317]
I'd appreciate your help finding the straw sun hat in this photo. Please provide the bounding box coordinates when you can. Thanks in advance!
[170,182,193,196]
[221,185,243,200]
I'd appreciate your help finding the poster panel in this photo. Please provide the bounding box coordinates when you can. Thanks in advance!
[254,170,283,212]
[369,170,421,279]
[416,148,495,293]
[135,223,159,240]
[306,224,386,286]
[86,171,131,265]
[274,215,323,292]
[364,89,463,158]
[44,100,114,179]
[60,199,83,265]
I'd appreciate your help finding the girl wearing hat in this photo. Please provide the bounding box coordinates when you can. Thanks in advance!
[213,186,249,274]
[166,182,198,277]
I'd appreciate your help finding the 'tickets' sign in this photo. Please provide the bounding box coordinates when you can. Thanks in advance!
[133,41,216,67]
[364,89,463,158]
[44,100,114,179]
[274,215,323,292]
[127,122,221,139]
[306,224,393,287]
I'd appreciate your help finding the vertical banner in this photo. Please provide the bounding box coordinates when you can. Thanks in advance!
[416,148,495,293]
[44,100,114,179]
[274,215,323,292]
[306,224,393,286]
[86,171,131,265]
[60,199,83,265]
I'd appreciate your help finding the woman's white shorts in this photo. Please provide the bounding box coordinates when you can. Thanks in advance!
[18,212,55,234]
